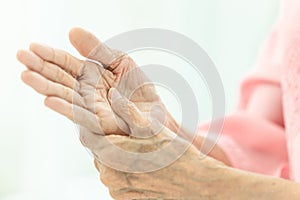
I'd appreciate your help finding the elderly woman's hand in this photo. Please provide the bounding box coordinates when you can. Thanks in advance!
[88,88,231,200]
[17,27,178,136]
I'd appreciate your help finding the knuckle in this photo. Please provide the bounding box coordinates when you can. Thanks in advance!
[55,68,64,82]
[64,53,70,67]
[43,81,50,93]
[50,47,56,61]
[62,87,69,100]
[39,59,46,73]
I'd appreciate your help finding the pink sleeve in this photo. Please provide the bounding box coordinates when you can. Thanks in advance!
[275,0,300,183]
[198,112,289,179]
[198,11,290,179]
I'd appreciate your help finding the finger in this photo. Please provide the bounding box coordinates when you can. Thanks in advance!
[21,70,81,104]
[108,88,154,138]
[29,43,83,77]
[17,50,77,89]
[69,27,122,67]
[45,96,103,134]
[109,88,148,126]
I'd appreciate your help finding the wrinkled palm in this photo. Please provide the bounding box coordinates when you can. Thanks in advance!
[17,27,170,136]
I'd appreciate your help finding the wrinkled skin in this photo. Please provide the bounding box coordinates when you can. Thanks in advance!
[94,134,227,200]
[89,89,300,200]
[17,28,174,136]
[18,28,229,199]
[17,27,230,199]
[91,89,228,200]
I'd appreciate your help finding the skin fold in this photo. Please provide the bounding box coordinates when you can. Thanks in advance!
[17,28,300,199]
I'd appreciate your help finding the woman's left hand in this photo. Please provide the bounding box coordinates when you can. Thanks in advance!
[89,88,233,200]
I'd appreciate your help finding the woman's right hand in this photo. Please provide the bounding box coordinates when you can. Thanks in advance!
[17,27,179,136]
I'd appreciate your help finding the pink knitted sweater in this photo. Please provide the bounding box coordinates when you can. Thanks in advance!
[199,0,300,182]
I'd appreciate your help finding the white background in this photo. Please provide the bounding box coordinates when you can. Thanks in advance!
[0,0,279,199]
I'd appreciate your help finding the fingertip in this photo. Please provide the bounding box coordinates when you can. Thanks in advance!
[69,27,86,35]
[44,97,59,116]
[21,70,38,87]
[16,49,27,61]
[20,70,31,83]
[69,27,87,44]
[17,50,41,70]
[44,96,55,108]
[20,70,45,91]
[29,42,38,51]
[44,96,59,111]
[69,27,101,58]
[44,96,51,107]
[29,42,50,53]
[43,96,73,121]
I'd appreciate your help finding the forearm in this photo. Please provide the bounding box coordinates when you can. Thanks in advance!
[175,123,298,200]
[173,155,300,199]
[224,167,300,199]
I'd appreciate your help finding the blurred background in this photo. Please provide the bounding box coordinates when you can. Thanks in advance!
[0,0,280,199]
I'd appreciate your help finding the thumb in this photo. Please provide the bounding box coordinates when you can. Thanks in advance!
[108,88,158,138]
[69,27,121,67]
